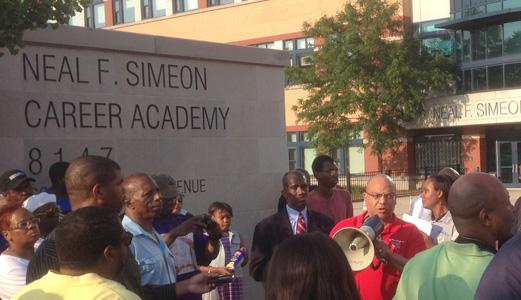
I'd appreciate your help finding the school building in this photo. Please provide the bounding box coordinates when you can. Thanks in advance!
[68,0,521,187]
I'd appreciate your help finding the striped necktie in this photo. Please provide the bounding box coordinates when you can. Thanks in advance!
[297,212,306,234]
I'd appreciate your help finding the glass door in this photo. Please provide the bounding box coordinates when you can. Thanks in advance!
[496,141,521,188]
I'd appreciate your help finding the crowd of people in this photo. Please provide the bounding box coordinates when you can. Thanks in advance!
[1,153,521,300]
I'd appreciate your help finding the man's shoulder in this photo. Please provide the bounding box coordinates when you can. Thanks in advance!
[95,275,142,300]
[257,210,286,226]
[309,209,334,222]
[122,216,142,235]
[16,272,141,300]
[392,216,422,231]
[338,213,364,226]
[497,232,521,257]
[333,188,350,197]
[388,216,425,241]
[329,214,364,237]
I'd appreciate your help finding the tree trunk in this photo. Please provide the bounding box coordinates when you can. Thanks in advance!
[378,153,383,173]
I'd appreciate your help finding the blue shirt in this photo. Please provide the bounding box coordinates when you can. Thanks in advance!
[122,216,177,286]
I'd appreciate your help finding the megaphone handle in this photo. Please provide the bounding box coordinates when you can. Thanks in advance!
[370,258,388,270]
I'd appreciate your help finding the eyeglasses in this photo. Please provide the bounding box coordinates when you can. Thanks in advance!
[8,218,40,230]
[364,192,397,201]
[33,205,62,218]
[121,231,133,247]
[323,169,339,176]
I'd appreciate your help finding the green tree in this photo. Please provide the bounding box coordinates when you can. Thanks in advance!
[0,0,91,57]
[286,0,453,172]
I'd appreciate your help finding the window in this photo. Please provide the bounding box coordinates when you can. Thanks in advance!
[85,0,105,28]
[488,65,504,89]
[472,67,487,91]
[142,0,166,19]
[208,0,234,7]
[415,135,463,171]
[68,13,80,26]
[463,30,471,62]
[452,0,521,19]
[487,25,503,58]
[504,21,521,56]
[175,0,198,12]
[284,37,315,68]
[255,42,275,49]
[471,29,486,61]
[288,148,297,170]
[113,0,135,24]
[422,36,453,56]
[463,69,472,92]
[455,31,463,64]
[505,63,521,88]
[286,131,362,174]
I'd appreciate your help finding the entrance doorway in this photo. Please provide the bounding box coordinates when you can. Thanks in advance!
[496,141,521,188]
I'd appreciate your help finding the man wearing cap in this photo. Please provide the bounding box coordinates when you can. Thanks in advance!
[23,193,60,238]
[152,174,220,300]
[0,169,35,207]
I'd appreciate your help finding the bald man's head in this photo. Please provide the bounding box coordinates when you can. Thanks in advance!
[364,175,397,224]
[449,173,513,245]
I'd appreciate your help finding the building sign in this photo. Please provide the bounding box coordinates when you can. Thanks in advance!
[0,26,288,221]
[405,90,521,129]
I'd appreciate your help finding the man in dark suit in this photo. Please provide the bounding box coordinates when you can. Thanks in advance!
[249,170,335,282]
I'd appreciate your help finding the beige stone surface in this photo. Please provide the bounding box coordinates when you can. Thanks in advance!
[0,25,289,298]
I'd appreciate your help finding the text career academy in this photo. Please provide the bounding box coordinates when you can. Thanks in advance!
[21,53,230,130]
[24,100,230,130]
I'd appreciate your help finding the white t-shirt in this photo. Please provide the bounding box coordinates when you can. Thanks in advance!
[0,254,30,300]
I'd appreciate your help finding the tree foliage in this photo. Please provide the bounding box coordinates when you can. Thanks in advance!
[286,0,453,170]
[0,0,92,56]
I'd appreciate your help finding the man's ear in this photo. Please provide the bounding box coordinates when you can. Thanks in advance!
[479,209,493,227]
[103,245,117,263]
[281,189,287,199]
[92,183,102,201]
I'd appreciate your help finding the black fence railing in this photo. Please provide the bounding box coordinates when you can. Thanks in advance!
[311,165,463,202]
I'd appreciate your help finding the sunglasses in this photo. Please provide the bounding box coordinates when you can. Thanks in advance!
[33,205,62,218]
[8,218,40,231]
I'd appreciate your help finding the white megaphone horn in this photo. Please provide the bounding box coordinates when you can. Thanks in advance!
[332,215,386,271]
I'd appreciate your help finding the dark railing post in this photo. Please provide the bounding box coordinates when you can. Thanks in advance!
[347,172,351,194]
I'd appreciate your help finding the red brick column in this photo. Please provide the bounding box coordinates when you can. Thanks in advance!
[104,0,114,27]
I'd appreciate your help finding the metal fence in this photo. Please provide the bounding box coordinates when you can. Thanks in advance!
[311,165,463,202]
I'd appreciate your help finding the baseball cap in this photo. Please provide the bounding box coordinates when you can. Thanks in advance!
[23,193,57,212]
[151,174,184,199]
[0,169,35,191]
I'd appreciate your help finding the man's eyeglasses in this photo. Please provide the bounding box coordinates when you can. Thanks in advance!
[364,192,397,201]
[322,169,339,176]
[8,218,40,230]
[33,205,62,218]
[121,231,133,247]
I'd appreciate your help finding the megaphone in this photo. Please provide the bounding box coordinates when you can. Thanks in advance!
[332,215,385,271]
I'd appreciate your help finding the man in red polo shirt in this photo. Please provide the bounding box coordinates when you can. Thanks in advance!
[330,174,426,300]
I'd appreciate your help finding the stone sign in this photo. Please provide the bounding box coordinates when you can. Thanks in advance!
[0,25,288,298]
[405,90,521,129]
